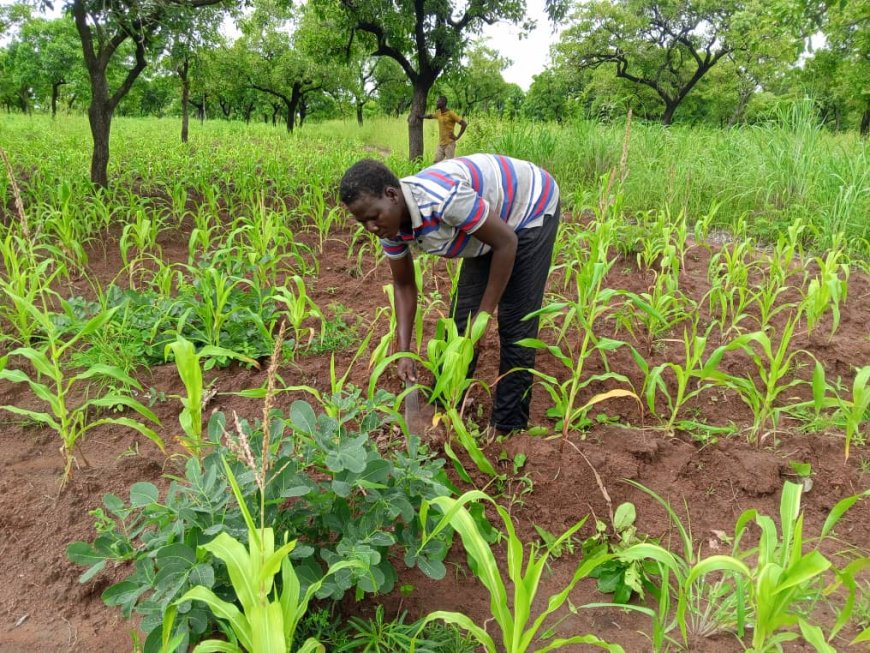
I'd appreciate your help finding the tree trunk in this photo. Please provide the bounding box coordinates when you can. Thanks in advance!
[298,95,307,128]
[219,97,232,118]
[51,81,66,118]
[661,100,677,126]
[861,108,870,137]
[179,60,190,143]
[18,89,30,114]
[285,100,294,132]
[408,83,431,161]
[244,103,254,123]
[356,102,364,126]
[88,94,112,188]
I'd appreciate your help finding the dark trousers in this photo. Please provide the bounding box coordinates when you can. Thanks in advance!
[451,204,560,430]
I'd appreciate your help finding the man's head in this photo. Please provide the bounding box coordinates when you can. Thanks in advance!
[436,95,447,111]
[339,159,407,239]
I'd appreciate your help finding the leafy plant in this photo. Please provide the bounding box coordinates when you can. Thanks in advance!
[582,502,659,604]
[372,313,497,481]
[69,400,456,651]
[644,323,723,433]
[676,482,870,652]
[0,299,162,483]
[176,263,272,352]
[412,490,624,653]
[336,605,479,653]
[164,458,364,653]
[806,362,870,460]
[802,236,850,337]
[165,336,258,458]
[272,275,326,355]
[704,311,811,444]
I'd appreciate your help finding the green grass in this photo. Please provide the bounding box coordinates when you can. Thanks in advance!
[1,109,867,259]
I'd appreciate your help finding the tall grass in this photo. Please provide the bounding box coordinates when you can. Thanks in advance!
[0,109,867,258]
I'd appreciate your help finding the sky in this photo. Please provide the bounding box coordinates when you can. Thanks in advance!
[479,0,560,91]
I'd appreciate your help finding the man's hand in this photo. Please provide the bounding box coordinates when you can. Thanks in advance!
[397,357,417,383]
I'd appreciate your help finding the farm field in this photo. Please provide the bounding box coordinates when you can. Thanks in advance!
[0,114,869,653]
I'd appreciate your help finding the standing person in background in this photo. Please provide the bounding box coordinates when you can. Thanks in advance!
[420,96,468,163]
[339,154,560,435]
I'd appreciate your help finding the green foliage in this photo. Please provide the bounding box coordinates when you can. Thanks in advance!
[804,362,870,460]
[676,482,870,652]
[412,490,624,653]
[336,605,479,653]
[371,313,497,480]
[582,503,659,604]
[167,459,364,653]
[704,313,812,444]
[67,401,455,650]
[165,336,258,457]
[0,298,162,483]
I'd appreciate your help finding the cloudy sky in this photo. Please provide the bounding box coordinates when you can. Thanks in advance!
[480,0,560,91]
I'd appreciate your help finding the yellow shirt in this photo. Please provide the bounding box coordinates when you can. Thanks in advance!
[434,109,463,146]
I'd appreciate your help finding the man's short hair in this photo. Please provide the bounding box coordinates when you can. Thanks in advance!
[339,159,401,205]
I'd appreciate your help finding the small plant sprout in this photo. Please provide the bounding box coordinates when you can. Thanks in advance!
[0,301,163,484]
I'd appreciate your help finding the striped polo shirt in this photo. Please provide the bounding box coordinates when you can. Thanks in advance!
[380,154,559,260]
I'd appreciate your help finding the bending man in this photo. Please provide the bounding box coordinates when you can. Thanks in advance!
[339,154,560,434]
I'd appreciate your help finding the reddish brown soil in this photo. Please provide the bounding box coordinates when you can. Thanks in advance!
[1,214,869,652]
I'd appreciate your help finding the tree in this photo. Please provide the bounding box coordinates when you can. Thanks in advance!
[315,0,531,159]
[10,17,83,117]
[439,41,513,114]
[555,0,781,125]
[820,1,870,134]
[524,68,574,122]
[230,2,326,133]
[64,0,230,186]
[373,57,412,117]
[161,8,225,142]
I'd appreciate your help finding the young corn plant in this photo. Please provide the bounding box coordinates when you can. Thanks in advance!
[368,282,424,376]
[704,311,810,445]
[411,490,624,653]
[224,196,307,286]
[272,275,326,355]
[802,235,850,338]
[616,269,695,351]
[39,180,92,271]
[807,362,870,461]
[0,235,66,346]
[676,481,870,652]
[0,300,163,484]
[705,238,756,336]
[300,183,344,254]
[346,223,383,279]
[371,314,497,481]
[119,207,165,289]
[165,336,258,458]
[519,255,640,446]
[188,203,224,264]
[177,265,266,351]
[165,458,364,653]
[645,323,724,434]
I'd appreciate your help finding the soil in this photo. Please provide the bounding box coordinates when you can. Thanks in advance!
[1,210,869,653]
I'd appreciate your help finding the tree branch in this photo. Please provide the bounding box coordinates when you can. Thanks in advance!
[109,30,148,109]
